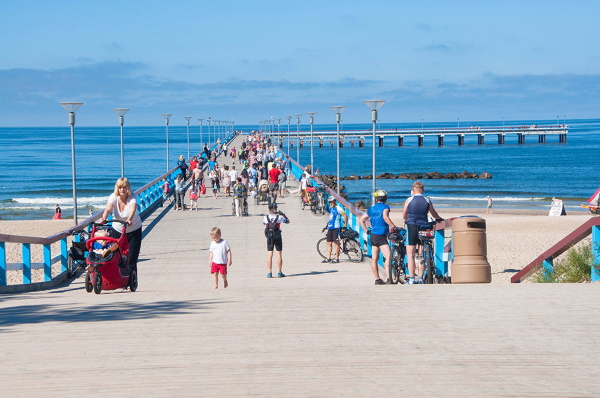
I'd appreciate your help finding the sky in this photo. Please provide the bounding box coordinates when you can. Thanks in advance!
[1,0,599,127]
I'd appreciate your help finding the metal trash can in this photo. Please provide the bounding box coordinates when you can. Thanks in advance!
[451,217,491,283]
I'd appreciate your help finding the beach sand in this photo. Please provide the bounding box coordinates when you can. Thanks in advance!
[1,210,596,284]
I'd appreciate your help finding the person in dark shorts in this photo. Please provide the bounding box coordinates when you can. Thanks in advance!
[402,180,442,284]
[359,190,397,285]
[263,203,290,278]
[322,196,348,263]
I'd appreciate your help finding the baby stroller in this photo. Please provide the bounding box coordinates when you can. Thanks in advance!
[301,185,318,211]
[68,228,91,278]
[231,197,249,216]
[256,179,271,205]
[84,220,137,294]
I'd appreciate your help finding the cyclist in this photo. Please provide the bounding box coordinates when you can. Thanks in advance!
[322,196,348,263]
[359,190,397,285]
[402,180,442,284]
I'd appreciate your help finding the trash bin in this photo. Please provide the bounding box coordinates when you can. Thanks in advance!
[451,216,491,283]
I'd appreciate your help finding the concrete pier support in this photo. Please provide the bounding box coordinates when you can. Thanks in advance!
[359,140,364,147]
[398,135,404,146]
[417,135,424,146]
[319,140,324,148]
[378,136,384,147]
[497,134,505,144]
[300,140,304,148]
[477,134,485,145]
[457,134,465,145]
[538,134,546,143]
[437,134,444,146]
[518,134,525,144]
[559,133,567,143]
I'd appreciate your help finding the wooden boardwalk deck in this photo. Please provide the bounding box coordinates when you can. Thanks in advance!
[1,136,599,397]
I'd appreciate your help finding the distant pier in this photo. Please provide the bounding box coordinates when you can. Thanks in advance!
[277,124,568,148]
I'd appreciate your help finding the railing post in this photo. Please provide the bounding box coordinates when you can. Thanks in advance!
[23,243,31,284]
[0,242,6,286]
[435,227,446,276]
[543,257,554,274]
[43,244,52,282]
[592,225,600,282]
[61,238,68,274]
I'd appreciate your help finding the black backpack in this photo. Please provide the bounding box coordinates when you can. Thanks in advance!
[264,215,281,239]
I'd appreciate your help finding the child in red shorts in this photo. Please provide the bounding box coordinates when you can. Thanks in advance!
[209,227,232,289]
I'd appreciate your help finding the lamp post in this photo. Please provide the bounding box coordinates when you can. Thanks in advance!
[184,117,192,159]
[162,114,172,172]
[294,114,302,164]
[198,118,204,152]
[307,112,317,172]
[364,100,385,204]
[330,106,346,195]
[113,108,129,177]
[60,102,84,225]
[286,116,292,153]
[207,117,212,148]
[277,118,282,144]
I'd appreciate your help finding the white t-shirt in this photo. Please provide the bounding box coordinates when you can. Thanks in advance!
[107,193,142,233]
[229,170,238,182]
[210,239,231,264]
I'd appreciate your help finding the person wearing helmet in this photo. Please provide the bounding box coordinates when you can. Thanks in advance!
[263,202,290,278]
[359,189,397,285]
[322,196,349,263]
[403,180,443,284]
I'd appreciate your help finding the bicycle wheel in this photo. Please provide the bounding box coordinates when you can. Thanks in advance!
[344,238,363,262]
[389,246,406,284]
[316,237,329,260]
[424,243,434,284]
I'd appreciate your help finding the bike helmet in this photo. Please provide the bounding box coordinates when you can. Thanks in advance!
[373,189,388,199]
[327,196,336,203]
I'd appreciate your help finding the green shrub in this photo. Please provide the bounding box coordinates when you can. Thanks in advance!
[532,242,600,283]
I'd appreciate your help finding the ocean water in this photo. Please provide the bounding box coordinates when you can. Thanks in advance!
[0,118,598,220]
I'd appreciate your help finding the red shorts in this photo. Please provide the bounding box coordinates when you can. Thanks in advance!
[211,263,227,275]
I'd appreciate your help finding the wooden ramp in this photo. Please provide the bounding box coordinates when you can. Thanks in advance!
[1,136,599,397]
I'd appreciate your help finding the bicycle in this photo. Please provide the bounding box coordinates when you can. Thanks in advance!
[417,221,449,284]
[68,227,91,278]
[317,227,364,262]
[311,190,326,215]
[387,227,407,284]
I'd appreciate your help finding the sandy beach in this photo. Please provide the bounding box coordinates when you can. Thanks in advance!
[1,209,595,284]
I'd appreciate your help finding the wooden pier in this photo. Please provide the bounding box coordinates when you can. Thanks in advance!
[279,125,568,147]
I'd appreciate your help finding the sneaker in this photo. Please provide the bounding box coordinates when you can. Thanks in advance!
[374,279,385,285]
[267,273,272,278]
[321,258,331,263]
[277,272,286,278]
[416,277,423,284]
[407,277,415,285]
[331,259,339,264]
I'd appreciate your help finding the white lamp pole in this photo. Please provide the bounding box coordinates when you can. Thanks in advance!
[277,118,282,144]
[184,117,192,160]
[162,114,172,172]
[294,114,302,164]
[286,116,292,152]
[113,108,129,177]
[364,100,385,204]
[198,118,204,153]
[330,106,346,196]
[207,117,212,148]
[60,102,84,225]
[307,112,317,172]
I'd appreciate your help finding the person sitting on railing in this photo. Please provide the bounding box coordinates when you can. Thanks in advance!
[402,180,443,285]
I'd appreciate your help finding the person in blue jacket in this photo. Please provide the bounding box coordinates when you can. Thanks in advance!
[359,190,397,285]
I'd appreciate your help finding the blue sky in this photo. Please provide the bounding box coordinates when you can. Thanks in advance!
[1,0,599,126]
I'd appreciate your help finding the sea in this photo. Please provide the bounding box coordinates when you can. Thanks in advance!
[1,118,598,220]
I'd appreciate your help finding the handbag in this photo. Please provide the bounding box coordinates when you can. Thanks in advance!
[200,182,206,195]
[190,192,198,200]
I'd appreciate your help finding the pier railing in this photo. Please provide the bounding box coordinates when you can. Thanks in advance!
[280,149,452,279]
[0,133,236,292]
[511,217,600,283]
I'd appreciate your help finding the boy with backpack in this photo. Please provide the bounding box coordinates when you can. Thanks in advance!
[263,203,290,278]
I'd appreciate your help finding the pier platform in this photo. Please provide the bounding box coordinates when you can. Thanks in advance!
[0,136,598,397]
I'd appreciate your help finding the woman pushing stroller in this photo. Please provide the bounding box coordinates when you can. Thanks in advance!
[98,177,143,273]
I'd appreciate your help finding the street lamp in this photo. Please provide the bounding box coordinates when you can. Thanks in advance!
[60,102,84,225]
[330,106,346,196]
[184,117,192,160]
[286,116,292,153]
[294,114,302,164]
[207,117,212,147]
[198,118,204,152]
[162,114,172,172]
[307,112,317,172]
[277,118,282,144]
[364,100,385,204]
[113,108,129,177]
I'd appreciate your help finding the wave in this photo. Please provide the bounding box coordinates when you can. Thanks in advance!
[10,197,107,205]
[427,196,547,202]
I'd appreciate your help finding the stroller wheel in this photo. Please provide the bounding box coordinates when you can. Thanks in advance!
[84,272,93,293]
[129,269,138,292]
[93,272,102,294]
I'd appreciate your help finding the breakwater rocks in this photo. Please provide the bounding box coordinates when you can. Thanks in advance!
[341,171,492,180]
